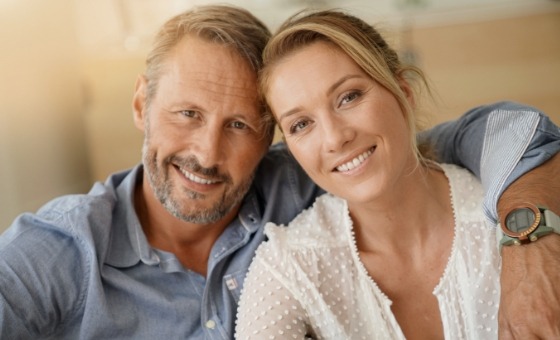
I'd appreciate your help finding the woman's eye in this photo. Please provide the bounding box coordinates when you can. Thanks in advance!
[289,119,310,134]
[340,91,361,106]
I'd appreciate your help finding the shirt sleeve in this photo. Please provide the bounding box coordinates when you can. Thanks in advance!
[418,101,560,223]
[0,213,86,338]
[235,246,309,339]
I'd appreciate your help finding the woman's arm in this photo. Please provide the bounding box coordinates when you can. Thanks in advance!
[236,255,308,339]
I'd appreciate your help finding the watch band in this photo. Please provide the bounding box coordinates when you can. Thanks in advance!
[544,208,560,234]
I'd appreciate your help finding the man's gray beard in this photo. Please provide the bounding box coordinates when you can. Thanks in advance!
[142,142,254,225]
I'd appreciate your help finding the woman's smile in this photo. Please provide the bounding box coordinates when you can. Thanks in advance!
[334,146,376,172]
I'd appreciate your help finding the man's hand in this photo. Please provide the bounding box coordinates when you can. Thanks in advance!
[499,235,560,339]
[498,152,560,339]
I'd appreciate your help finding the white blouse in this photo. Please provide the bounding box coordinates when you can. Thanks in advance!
[235,164,501,339]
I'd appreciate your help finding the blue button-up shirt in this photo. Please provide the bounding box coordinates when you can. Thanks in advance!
[0,102,558,339]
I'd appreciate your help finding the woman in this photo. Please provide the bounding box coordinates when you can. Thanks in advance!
[235,9,500,340]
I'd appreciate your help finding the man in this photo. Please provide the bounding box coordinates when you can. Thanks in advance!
[0,5,558,339]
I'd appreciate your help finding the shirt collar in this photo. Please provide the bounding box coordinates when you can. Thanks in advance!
[104,165,264,269]
[105,165,154,268]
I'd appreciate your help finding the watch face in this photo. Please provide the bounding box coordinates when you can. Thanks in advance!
[506,208,535,233]
[504,205,542,238]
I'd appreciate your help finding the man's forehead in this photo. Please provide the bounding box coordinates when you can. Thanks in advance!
[172,36,254,73]
[160,70,259,104]
[162,37,258,92]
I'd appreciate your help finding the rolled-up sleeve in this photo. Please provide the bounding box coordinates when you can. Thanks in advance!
[418,101,560,223]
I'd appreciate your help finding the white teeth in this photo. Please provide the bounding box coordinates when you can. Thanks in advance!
[336,148,373,172]
[181,169,218,185]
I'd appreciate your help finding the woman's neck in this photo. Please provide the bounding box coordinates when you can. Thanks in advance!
[349,163,452,254]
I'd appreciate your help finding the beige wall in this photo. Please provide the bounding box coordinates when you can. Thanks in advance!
[81,57,145,182]
[405,10,560,126]
[0,1,91,230]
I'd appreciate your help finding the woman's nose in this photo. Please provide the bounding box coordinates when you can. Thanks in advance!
[321,112,355,153]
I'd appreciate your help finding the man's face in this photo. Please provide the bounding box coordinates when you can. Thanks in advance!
[134,35,269,224]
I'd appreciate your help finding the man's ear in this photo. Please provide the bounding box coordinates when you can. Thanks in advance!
[132,75,148,131]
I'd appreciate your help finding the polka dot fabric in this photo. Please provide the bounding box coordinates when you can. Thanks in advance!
[235,164,500,339]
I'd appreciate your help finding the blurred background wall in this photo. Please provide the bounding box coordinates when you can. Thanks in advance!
[0,0,559,232]
[0,0,91,231]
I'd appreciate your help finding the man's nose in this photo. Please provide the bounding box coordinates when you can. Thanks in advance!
[193,124,224,169]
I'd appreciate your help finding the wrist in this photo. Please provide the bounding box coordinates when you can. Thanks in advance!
[501,233,560,262]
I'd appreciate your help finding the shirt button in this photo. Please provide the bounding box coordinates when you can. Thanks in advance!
[205,320,216,329]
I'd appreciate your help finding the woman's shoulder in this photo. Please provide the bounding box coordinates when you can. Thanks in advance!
[439,163,484,204]
[262,193,350,251]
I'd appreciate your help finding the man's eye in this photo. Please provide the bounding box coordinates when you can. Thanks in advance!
[230,121,247,129]
[179,110,197,118]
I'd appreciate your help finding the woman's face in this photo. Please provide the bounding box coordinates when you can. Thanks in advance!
[267,41,416,205]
